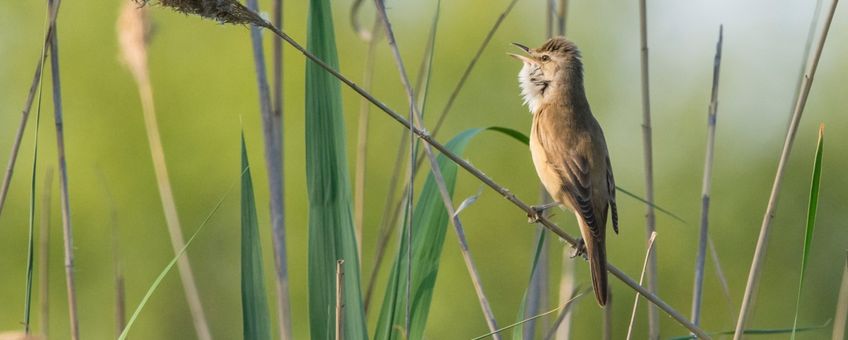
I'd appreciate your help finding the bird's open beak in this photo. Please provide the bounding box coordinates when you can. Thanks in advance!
[512,42,530,53]
[508,42,533,64]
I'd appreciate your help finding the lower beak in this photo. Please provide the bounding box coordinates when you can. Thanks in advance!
[508,53,533,64]
[509,42,533,64]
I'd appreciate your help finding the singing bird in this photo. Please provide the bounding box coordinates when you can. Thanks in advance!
[510,37,618,306]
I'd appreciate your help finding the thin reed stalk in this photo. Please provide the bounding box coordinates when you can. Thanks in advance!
[371,0,416,333]
[94,168,125,338]
[429,0,518,136]
[271,0,292,337]
[691,25,723,327]
[365,0,512,309]
[834,251,848,340]
[363,11,435,312]
[733,1,839,338]
[117,5,211,339]
[545,285,580,340]
[554,252,575,340]
[374,1,500,336]
[604,293,613,340]
[39,169,53,338]
[354,16,382,267]
[637,0,659,337]
[627,232,658,340]
[335,260,345,340]
[0,0,61,218]
[243,0,293,337]
[47,0,79,336]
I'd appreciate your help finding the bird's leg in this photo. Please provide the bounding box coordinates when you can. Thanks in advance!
[527,201,560,223]
[570,238,587,259]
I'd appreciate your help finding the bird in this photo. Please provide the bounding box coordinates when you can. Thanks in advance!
[509,37,618,306]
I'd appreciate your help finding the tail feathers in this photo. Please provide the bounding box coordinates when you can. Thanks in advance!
[588,241,609,306]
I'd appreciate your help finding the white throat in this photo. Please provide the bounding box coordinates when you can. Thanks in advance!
[517,62,547,114]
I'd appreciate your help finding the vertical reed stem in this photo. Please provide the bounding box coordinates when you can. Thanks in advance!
[637,0,659,337]
[335,260,345,340]
[691,25,723,328]
[47,0,79,336]
[733,2,838,338]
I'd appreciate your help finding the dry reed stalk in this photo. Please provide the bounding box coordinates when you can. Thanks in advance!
[0,0,62,219]
[46,0,80,337]
[353,16,382,268]
[270,0,292,337]
[691,25,723,328]
[335,260,345,340]
[117,5,211,339]
[637,0,659,337]
[833,252,848,340]
[733,1,839,338]
[626,232,658,340]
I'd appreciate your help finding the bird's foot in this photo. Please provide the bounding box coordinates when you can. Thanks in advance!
[527,202,560,223]
[570,238,587,259]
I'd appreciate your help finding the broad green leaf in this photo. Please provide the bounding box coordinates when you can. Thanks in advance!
[241,135,271,340]
[374,127,538,340]
[791,124,825,340]
[305,0,367,338]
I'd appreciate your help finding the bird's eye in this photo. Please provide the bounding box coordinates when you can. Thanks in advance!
[540,55,550,62]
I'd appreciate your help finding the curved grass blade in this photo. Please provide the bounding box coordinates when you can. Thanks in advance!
[241,135,271,340]
[118,182,236,340]
[305,0,367,338]
[374,128,481,340]
[474,291,586,340]
[668,319,832,340]
[791,124,825,340]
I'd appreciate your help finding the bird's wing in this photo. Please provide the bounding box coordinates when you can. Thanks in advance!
[546,152,602,238]
[606,154,618,234]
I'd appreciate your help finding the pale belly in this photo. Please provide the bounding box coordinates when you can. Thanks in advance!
[529,126,574,212]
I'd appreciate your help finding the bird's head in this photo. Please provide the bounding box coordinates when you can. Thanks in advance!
[509,37,583,113]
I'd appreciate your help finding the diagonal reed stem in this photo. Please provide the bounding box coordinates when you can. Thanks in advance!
[374,1,501,336]
[0,0,62,218]
[733,1,839,338]
[637,0,659,337]
[691,25,723,328]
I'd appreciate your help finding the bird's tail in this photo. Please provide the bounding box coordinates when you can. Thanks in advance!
[587,239,609,306]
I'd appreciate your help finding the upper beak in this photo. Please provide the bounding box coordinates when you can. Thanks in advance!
[512,42,530,53]
[508,42,533,63]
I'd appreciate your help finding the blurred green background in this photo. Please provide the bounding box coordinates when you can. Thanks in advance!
[1,0,847,339]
